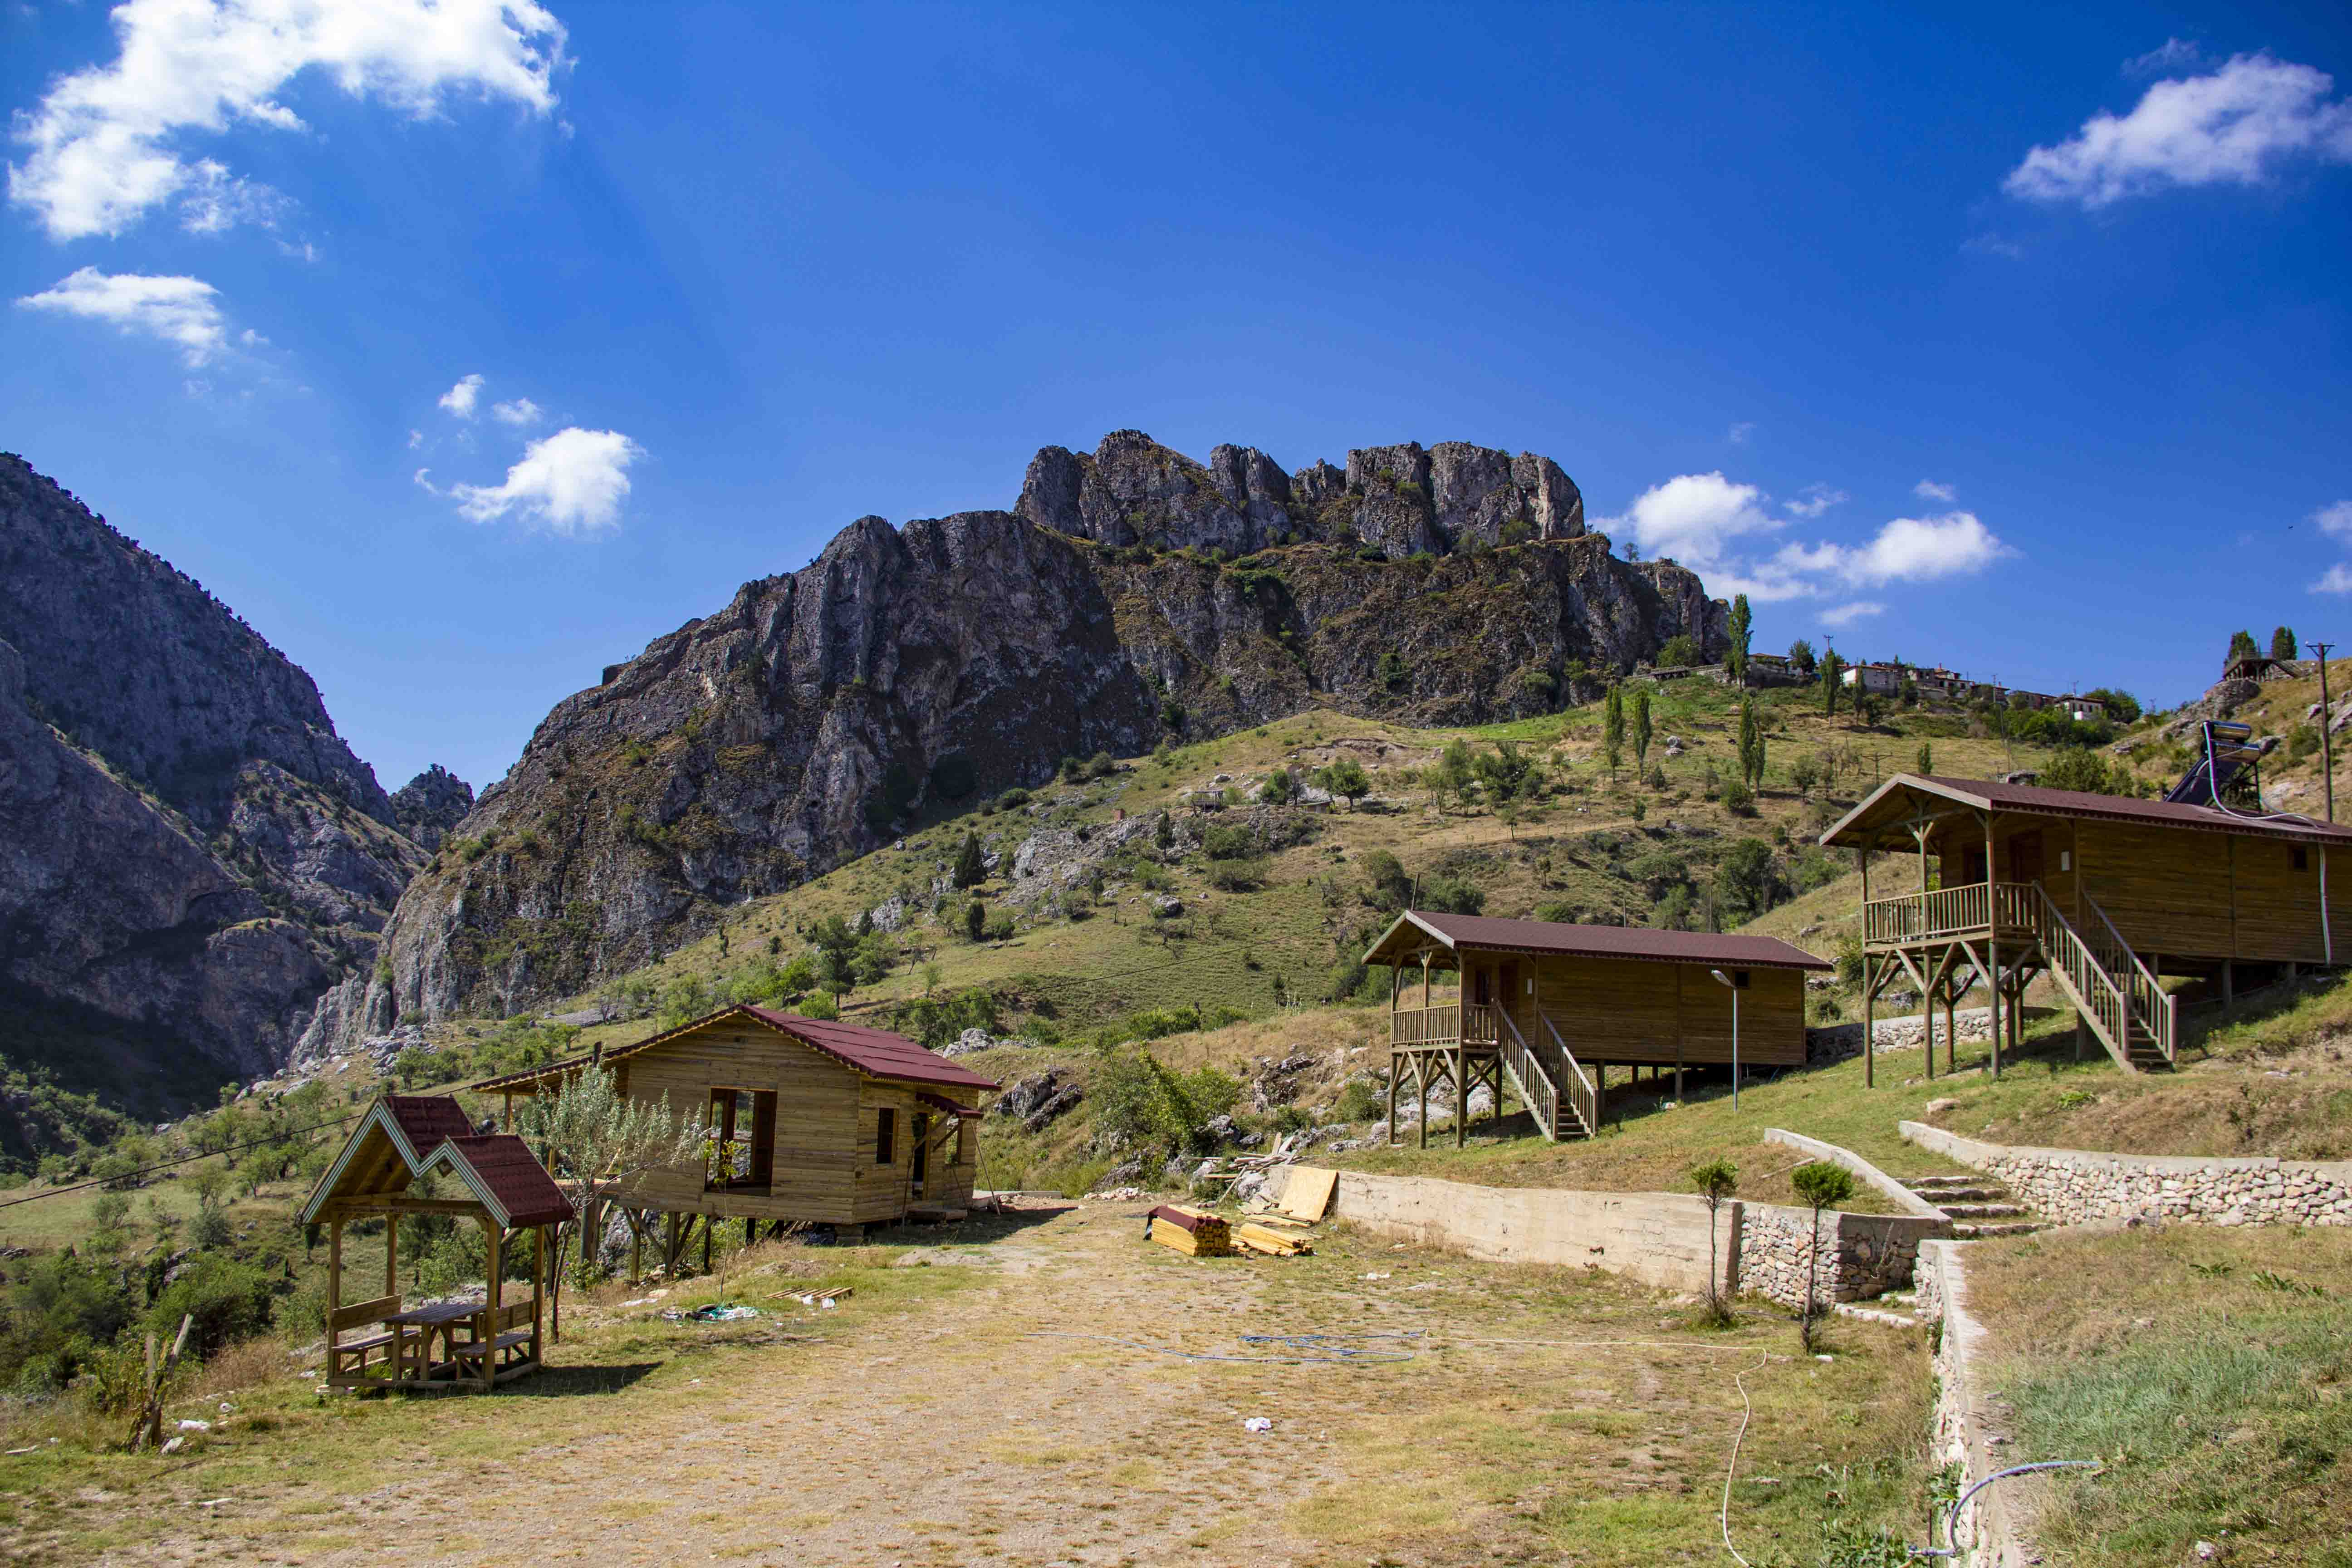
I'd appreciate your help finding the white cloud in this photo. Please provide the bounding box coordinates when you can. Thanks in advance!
[2308,500,2352,592]
[449,426,642,535]
[1727,421,1755,445]
[1913,479,1957,502]
[1783,484,1847,519]
[1602,475,2012,604]
[1820,601,1885,627]
[437,373,484,418]
[490,397,542,426]
[2126,39,2207,79]
[1833,512,2010,585]
[15,266,226,364]
[7,0,568,241]
[1608,472,1781,571]
[2005,52,2352,209]
[407,428,425,450]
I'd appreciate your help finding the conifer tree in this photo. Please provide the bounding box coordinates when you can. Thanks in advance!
[1631,690,1653,779]
[1726,594,1752,683]
[1602,686,1626,780]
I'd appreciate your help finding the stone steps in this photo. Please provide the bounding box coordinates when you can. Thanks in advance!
[1899,1174,2048,1237]
[1937,1202,2030,1220]
[1950,1220,2046,1239]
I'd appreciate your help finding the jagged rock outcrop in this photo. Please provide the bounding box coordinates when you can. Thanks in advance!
[0,456,424,1137]
[391,765,474,851]
[379,432,1718,1027]
[1015,432,1583,559]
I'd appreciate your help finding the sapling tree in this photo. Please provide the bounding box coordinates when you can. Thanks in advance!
[1631,691,1653,779]
[1789,1159,1857,1351]
[1603,686,1626,780]
[515,1067,706,1342]
[1688,1158,1740,1326]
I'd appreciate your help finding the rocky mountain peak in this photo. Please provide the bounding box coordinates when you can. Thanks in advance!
[391,765,475,851]
[1015,431,1583,559]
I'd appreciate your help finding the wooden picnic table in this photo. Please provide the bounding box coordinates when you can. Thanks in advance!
[382,1298,488,1383]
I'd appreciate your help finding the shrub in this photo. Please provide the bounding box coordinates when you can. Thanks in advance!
[1202,823,1256,860]
[1721,777,1755,815]
[1333,1078,1384,1122]
[1206,858,1269,892]
[995,787,1031,812]
[1359,849,1411,911]
[1657,632,1701,667]
[146,1254,277,1360]
[1533,900,1579,924]
[1420,873,1485,916]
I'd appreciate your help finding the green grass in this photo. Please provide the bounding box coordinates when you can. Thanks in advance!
[1967,1224,2352,1566]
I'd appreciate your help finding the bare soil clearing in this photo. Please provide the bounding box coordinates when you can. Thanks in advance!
[5,1207,1931,1567]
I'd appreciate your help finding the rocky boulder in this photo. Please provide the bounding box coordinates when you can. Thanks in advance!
[391,765,474,851]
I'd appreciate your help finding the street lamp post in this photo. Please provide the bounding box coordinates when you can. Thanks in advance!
[1710,968,1742,1111]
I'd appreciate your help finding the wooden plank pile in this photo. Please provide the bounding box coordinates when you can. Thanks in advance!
[1145,1204,1231,1256]
[1233,1220,1313,1256]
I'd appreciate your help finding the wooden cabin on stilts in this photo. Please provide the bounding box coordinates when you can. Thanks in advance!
[1821,770,2352,1083]
[1363,912,1830,1142]
[472,1005,995,1280]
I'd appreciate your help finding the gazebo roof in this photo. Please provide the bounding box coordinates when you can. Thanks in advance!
[1364,909,1831,971]
[300,1095,567,1229]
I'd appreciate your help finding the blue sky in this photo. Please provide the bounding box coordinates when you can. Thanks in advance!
[5,2,2350,794]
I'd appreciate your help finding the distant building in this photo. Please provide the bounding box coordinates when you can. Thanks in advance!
[2053,694,2107,723]
[1743,653,1808,687]
[2009,690,2055,710]
[1839,662,1903,696]
[1913,666,1971,701]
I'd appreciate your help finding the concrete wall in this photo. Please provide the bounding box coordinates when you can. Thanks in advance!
[1297,1164,1945,1308]
[1915,1239,2028,1567]
[1901,1122,2352,1227]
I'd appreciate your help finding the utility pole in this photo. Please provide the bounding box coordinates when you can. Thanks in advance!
[2317,642,2338,823]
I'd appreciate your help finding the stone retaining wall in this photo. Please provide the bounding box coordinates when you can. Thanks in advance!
[1901,1122,2352,1227]
[1808,1007,1993,1064]
[1293,1164,1945,1309]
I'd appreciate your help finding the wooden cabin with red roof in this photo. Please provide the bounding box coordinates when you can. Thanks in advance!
[1821,772,2352,1082]
[1363,911,1831,1147]
[473,1005,997,1241]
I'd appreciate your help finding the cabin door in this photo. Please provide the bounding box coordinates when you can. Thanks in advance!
[1498,960,1522,1039]
[2007,831,2045,887]
[910,1112,931,1195]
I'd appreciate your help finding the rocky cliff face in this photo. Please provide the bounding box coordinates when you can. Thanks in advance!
[0,456,460,1141]
[376,432,1720,1029]
[391,765,475,851]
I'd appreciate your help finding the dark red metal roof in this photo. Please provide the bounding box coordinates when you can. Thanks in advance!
[469,1004,998,1094]
[918,1091,983,1120]
[1367,910,1831,970]
[1821,773,2352,848]
[382,1095,475,1154]
[744,1009,1000,1090]
[430,1134,574,1229]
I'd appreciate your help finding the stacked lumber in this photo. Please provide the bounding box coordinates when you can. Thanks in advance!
[1233,1222,1313,1257]
[1145,1204,1231,1257]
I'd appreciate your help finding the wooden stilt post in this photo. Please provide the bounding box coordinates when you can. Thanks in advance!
[534,1225,548,1360]
[1597,1062,1607,1128]
[1455,1042,1467,1148]
[2222,960,2235,1019]
[702,1216,712,1275]
[1416,1057,1428,1151]
[1861,846,1874,1088]
[1985,813,2000,1078]
[1387,1053,1398,1146]
[481,1221,502,1392]
[385,1211,398,1299]
[1674,1037,1684,1103]
[630,1215,643,1286]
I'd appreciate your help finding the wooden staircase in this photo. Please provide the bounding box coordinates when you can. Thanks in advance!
[2018,884,2176,1073]
[1498,1011,1597,1141]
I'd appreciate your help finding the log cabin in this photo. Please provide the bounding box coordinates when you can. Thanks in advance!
[473,1006,997,1259]
[1820,773,2352,1082]
[1363,911,1832,1145]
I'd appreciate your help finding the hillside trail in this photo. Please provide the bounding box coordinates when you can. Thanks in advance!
[129,1208,1416,1568]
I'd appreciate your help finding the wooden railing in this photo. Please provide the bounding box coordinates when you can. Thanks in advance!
[1391,1003,1501,1049]
[1862,881,1990,945]
[2024,884,2176,1070]
[1496,1012,1560,1142]
[1542,1013,1600,1138]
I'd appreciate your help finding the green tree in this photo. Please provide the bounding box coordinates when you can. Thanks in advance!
[1726,593,1752,683]
[1258,768,1295,805]
[1602,686,1626,780]
[2226,629,2261,666]
[1359,849,1412,912]
[1631,691,1653,781]
[1657,632,1700,668]
[1736,698,1766,789]
[1688,1158,1740,1325]
[2082,687,2141,724]
[964,900,986,941]
[951,831,987,890]
[2041,745,2112,794]
[1432,740,1474,812]
[1317,756,1371,810]
[514,1066,706,1341]
[1712,838,1783,921]
[2272,626,2299,661]
[1471,740,1535,804]
[1154,812,1174,852]
[1788,1160,1858,1350]
[1915,741,1933,775]
[1820,647,1844,715]
[1788,637,1816,676]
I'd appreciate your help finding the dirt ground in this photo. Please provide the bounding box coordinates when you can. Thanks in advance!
[6,1205,1933,1567]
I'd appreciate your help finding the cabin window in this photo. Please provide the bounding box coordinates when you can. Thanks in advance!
[705,1088,775,1190]
[876,1107,897,1165]
[2294,848,2310,872]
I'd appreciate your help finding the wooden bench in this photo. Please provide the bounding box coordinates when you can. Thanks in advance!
[451,1297,540,1386]
[326,1294,402,1387]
